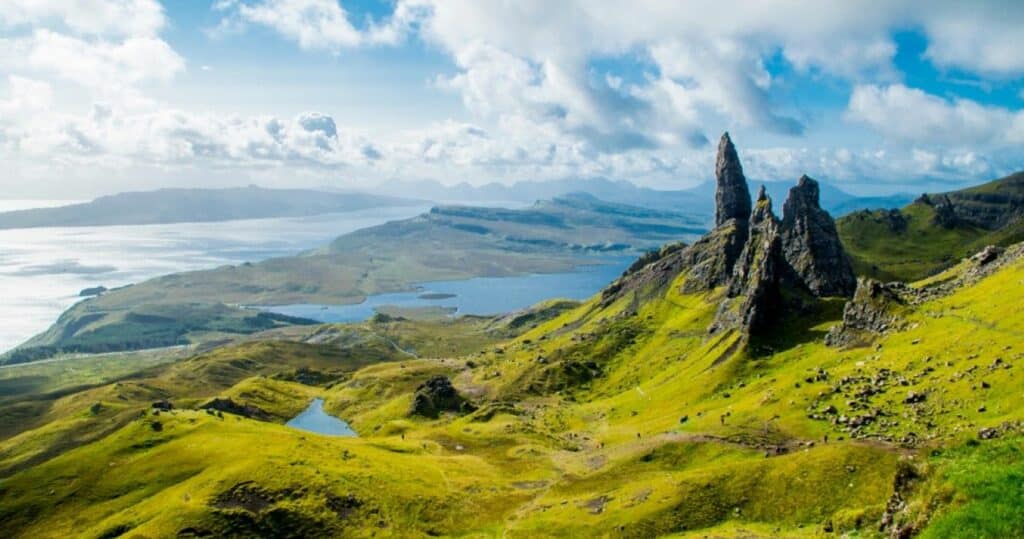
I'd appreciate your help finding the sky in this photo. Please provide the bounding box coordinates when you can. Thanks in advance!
[1,0,1023,198]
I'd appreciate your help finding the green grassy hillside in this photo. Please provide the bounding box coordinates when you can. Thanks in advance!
[838,171,1024,282]
[3,233,1024,536]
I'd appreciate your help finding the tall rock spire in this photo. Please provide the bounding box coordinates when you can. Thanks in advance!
[710,185,782,335]
[714,132,752,227]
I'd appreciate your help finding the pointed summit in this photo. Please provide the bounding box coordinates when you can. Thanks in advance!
[714,132,752,227]
[780,175,856,297]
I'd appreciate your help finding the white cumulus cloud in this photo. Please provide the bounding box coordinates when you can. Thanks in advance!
[846,84,1024,146]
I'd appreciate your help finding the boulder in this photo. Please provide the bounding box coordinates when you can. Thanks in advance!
[971,245,1002,266]
[409,376,475,418]
[151,400,174,411]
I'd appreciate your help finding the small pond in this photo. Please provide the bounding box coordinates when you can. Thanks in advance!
[286,398,357,437]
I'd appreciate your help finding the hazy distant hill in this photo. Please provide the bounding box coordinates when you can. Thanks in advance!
[0,186,421,229]
[375,177,912,219]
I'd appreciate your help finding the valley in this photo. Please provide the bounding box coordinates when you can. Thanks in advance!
[1,135,1022,537]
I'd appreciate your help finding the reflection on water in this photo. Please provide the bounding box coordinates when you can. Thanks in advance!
[263,258,632,323]
[0,206,428,352]
[286,398,357,436]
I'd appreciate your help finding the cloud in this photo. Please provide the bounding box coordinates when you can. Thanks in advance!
[20,30,183,90]
[648,39,804,136]
[0,0,166,37]
[226,0,424,51]
[0,80,384,172]
[4,1,1024,196]
[846,84,1024,146]
[208,1,1024,163]
[0,0,183,106]
[920,2,1024,78]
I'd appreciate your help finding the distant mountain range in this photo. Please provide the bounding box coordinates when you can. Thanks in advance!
[0,187,422,229]
[0,178,912,231]
[374,177,915,221]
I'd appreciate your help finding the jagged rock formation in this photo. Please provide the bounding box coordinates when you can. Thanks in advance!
[707,175,857,335]
[603,132,857,337]
[710,187,781,334]
[681,132,752,293]
[409,376,475,418]
[824,279,908,348]
[714,132,752,227]
[780,176,857,297]
[599,133,751,303]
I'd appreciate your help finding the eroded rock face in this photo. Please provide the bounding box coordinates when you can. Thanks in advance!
[711,187,782,335]
[714,132,752,227]
[824,278,907,348]
[409,376,475,418]
[780,175,857,297]
[678,218,748,294]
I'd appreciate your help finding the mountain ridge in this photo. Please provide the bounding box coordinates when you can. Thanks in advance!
[838,171,1024,282]
[0,186,422,229]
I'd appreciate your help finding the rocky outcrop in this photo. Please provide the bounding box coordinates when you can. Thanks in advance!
[714,132,752,227]
[711,187,782,335]
[599,134,751,303]
[930,194,959,228]
[916,172,1024,231]
[780,176,857,297]
[200,398,273,421]
[680,132,752,293]
[708,174,858,335]
[602,133,858,338]
[824,278,908,348]
[409,376,475,418]
[678,219,748,294]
